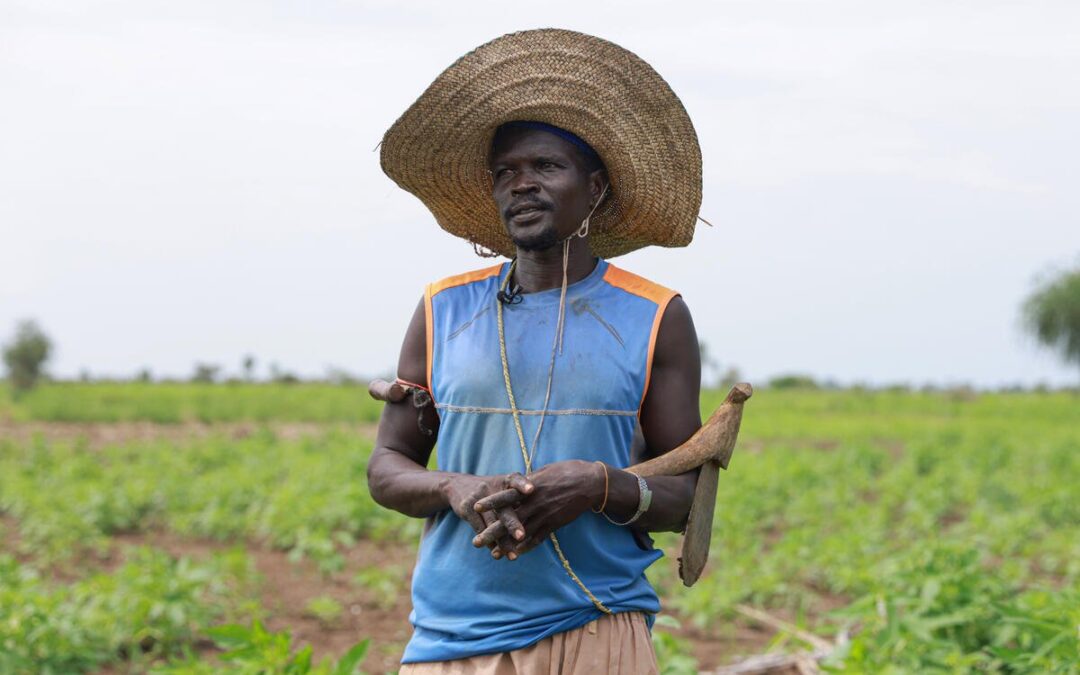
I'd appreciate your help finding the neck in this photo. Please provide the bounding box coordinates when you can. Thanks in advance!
[513,236,597,293]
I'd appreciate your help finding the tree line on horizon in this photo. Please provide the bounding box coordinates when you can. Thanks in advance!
[0,325,376,394]
[5,264,1080,396]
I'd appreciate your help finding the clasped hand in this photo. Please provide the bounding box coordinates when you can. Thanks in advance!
[445,460,603,560]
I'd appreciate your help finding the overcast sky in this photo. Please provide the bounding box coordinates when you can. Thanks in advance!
[2,0,1078,387]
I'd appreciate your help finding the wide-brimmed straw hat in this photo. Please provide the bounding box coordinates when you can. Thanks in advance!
[380,28,702,259]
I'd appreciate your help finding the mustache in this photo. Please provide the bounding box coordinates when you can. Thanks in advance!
[504,198,553,220]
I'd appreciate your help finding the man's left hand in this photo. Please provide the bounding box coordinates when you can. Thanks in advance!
[475,460,604,557]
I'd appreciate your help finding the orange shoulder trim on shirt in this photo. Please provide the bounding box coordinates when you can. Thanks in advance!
[428,264,504,297]
[423,284,434,395]
[641,292,679,414]
[602,264,677,305]
[602,265,680,415]
[424,263,503,395]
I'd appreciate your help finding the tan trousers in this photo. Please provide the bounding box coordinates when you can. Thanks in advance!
[399,611,659,675]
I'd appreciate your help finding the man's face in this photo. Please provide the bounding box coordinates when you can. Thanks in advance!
[489,127,603,252]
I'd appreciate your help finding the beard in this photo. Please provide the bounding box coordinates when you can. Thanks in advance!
[507,222,560,252]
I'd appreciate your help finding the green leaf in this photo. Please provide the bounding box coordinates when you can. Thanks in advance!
[333,640,370,675]
[920,611,976,632]
[204,623,252,649]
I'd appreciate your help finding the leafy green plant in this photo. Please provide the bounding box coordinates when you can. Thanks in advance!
[825,542,1080,672]
[304,596,344,627]
[154,620,369,674]
[651,615,698,675]
[3,386,1079,670]
[0,430,410,569]
[0,547,254,673]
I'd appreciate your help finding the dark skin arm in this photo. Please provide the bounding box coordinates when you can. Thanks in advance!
[367,298,532,559]
[475,295,703,555]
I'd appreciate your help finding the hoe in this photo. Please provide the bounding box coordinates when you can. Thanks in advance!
[369,379,752,586]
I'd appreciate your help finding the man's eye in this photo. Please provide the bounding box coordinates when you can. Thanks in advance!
[494,169,513,180]
[540,161,557,170]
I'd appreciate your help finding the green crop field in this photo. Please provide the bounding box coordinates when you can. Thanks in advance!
[0,383,1077,673]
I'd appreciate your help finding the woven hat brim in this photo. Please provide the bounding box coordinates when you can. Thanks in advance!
[380,28,702,259]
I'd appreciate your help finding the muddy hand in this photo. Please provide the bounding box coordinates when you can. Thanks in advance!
[444,473,528,559]
[473,473,534,560]
[504,460,602,557]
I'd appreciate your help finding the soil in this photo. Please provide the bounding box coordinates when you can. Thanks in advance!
[0,514,22,557]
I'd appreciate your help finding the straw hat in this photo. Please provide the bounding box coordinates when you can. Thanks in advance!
[380,28,702,259]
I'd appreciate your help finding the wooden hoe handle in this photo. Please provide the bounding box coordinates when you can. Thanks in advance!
[626,382,753,587]
[626,383,752,477]
[368,379,410,403]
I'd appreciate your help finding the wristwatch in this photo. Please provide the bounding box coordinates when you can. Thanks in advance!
[603,475,652,526]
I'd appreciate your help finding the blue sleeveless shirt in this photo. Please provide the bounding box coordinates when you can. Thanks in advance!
[402,258,679,663]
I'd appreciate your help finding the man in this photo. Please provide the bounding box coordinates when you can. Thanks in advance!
[369,29,705,673]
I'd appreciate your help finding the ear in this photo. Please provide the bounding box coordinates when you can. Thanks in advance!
[588,169,609,206]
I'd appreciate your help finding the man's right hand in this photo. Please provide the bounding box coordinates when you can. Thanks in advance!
[442,473,534,560]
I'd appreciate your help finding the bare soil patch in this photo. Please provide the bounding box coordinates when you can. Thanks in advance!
[674,617,777,669]
[0,514,23,557]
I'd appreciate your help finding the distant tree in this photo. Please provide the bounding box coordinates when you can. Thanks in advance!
[2,320,52,394]
[274,371,301,385]
[242,354,256,382]
[269,362,300,385]
[1022,266,1080,385]
[325,366,359,386]
[698,340,721,389]
[768,373,819,390]
[135,368,153,383]
[719,366,743,389]
[191,363,221,383]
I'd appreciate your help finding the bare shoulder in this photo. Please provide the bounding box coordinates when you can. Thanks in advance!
[397,297,427,387]
[640,293,701,453]
[654,296,698,367]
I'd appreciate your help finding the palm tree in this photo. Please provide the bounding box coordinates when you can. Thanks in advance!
[1022,266,1080,387]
